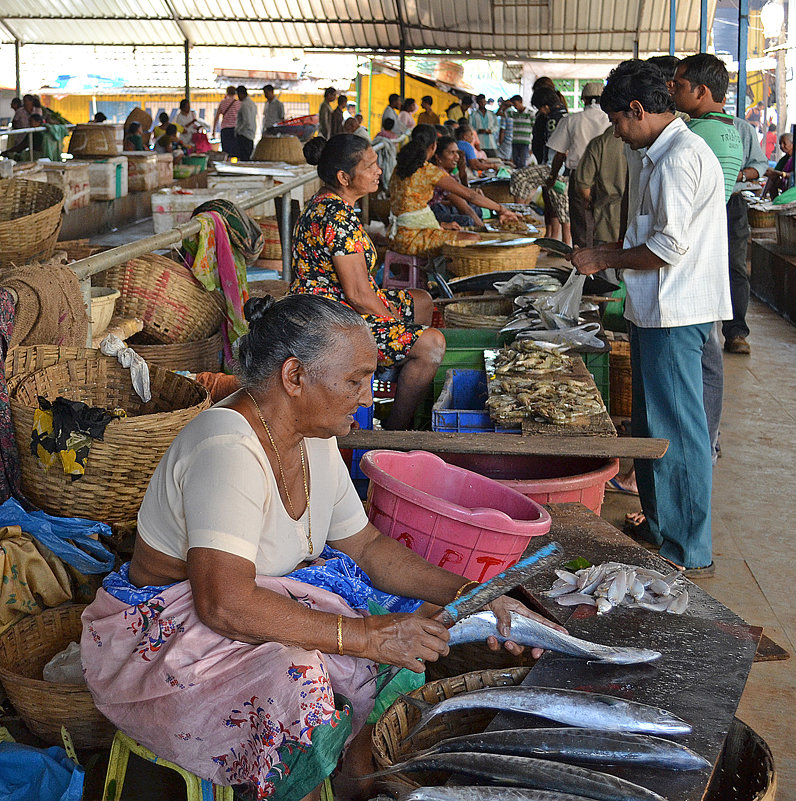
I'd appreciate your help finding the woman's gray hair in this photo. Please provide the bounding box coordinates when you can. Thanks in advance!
[781,132,793,144]
[235,294,369,387]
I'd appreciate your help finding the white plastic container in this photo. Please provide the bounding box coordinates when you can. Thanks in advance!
[155,153,174,187]
[42,161,91,212]
[87,157,129,201]
[126,153,158,192]
[151,187,247,234]
[207,174,275,218]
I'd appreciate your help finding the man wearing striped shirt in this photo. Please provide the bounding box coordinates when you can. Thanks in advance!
[212,86,239,158]
[506,95,533,167]
[571,60,731,578]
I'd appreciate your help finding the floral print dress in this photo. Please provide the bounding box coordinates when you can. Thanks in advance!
[290,189,425,368]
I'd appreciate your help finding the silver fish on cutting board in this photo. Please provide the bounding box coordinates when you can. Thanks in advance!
[401,788,594,801]
[411,727,710,770]
[369,752,667,801]
[401,686,692,740]
[448,611,661,665]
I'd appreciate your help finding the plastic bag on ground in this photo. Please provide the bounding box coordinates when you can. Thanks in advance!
[0,742,84,801]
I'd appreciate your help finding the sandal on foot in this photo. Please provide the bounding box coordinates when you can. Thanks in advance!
[622,513,661,551]
[606,477,639,495]
[659,556,716,579]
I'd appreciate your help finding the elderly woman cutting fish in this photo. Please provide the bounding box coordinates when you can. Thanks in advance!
[81,294,557,801]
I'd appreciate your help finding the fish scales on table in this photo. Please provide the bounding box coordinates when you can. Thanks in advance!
[410,728,710,771]
[543,563,690,616]
[401,788,596,801]
[447,611,661,665]
[401,686,692,740]
[371,752,667,801]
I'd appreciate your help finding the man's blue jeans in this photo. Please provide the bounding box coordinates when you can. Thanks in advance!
[629,321,714,568]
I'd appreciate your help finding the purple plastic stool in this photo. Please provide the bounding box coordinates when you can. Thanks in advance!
[381,250,428,290]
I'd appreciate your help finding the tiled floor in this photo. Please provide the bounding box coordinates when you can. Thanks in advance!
[602,298,796,800]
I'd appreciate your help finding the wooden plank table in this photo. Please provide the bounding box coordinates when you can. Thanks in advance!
[478,504,761,801]
[339,429,668,460]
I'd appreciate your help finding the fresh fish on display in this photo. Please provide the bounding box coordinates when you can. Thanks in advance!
[447,611,661,665]
[401,685,692,739]
[544,562,690,616]
[370,752,667,801]
[412,727,711,771]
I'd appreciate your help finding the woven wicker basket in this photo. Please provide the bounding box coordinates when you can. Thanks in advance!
[97,254,224,344]
[609,338,632,418]
[478,182,514,204]
[0,604,116,749]
[444,298,514,329]
[442,241,540,277]
[11,356,210,523]
[5,344,97,394]
[257,216,282,260]
[747,206,776,228]
[372,666,530,788]
[253,135,305,164]
[0,179,65,266]
[425,641,537,682]
[56,238,110,262]
[130,330,223,373]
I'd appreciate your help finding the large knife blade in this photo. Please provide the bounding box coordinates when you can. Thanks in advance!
[435,540,561,627]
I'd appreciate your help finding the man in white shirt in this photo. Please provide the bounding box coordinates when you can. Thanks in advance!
[571,60,731,578]
[382,94,405,136]
[261,85,285,134]
[469,94,499,156]
[546,82,610,246]
[235,85,258,161]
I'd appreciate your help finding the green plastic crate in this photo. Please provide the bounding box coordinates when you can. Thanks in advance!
[583,351,610,407]
[433,328,513,398]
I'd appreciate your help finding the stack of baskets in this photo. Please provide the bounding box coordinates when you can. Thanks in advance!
[256,216,282,261]
[8,347,211,524]
[97,253,225,373]
[0,178,65,266]
[442,240,540,278]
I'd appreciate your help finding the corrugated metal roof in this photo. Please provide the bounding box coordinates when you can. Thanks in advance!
[1,0,716,56]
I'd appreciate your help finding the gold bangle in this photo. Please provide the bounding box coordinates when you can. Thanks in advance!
[337,614,344,656]
[452,580,479,603]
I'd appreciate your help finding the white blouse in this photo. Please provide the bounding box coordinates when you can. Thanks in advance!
[137,408,368,576]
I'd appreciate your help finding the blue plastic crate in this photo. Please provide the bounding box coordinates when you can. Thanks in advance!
[432,369,520,434]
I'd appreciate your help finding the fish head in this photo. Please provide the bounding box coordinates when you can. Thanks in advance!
[649,708,693,734]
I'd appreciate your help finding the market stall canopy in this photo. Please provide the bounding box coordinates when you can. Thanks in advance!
[0,0,715,58]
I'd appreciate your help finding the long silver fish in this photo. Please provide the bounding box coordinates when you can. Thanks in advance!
[448,611,661,665]
[401,686,692,739]
[411,727,710,770]
[402,788,598,801]
[369,752,667,801]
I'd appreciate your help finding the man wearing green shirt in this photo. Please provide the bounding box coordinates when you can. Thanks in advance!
[671,52,744,466]
[506,94,534,167]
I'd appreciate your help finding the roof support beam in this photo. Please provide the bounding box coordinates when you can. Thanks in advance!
[395,0,407,99]
[634,0,647,58]
[700,0,709,51]
[669,0,676,55]
[737,0,749,117]
[14,38,20,96]
[184,39,190,101]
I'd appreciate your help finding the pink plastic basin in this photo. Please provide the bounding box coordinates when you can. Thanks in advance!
[437,455,620,516]
[360,450,552,582]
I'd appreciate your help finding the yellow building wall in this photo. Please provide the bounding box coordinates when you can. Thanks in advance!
[42,74,457,138]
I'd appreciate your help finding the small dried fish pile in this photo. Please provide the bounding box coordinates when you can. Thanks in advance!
[544,563,690,616]
[494,341,573,376]
[496,218,533,233]
[487,378,606,425]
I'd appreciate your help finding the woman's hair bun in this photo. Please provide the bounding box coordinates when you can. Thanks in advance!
[244,295,276,325]
[303,136,327,166]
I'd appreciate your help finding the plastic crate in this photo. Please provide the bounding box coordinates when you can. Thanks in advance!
[583,351,610,407]
[432,328,513,399]
[432,369,520,433]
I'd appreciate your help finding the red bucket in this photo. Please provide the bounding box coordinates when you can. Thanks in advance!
[360,450,551,582]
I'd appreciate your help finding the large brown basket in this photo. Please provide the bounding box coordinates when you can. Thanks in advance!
[372,666,529,788]
[0,604,116,749]
[442,241,540,277]
[130,330,223,373]
[11,356,211,523]
[97,254,224,344]
[253,135,305,164]
[747,206,776,229]
[478,182,515,204]
[5,344,97,394]
[609,337,632,418]
[444,298,514,329]
[0,179,65,266]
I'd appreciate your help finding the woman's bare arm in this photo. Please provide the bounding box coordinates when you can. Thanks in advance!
[333,253,399,318]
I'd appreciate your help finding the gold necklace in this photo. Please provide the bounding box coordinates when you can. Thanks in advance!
[246,390,313,554]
